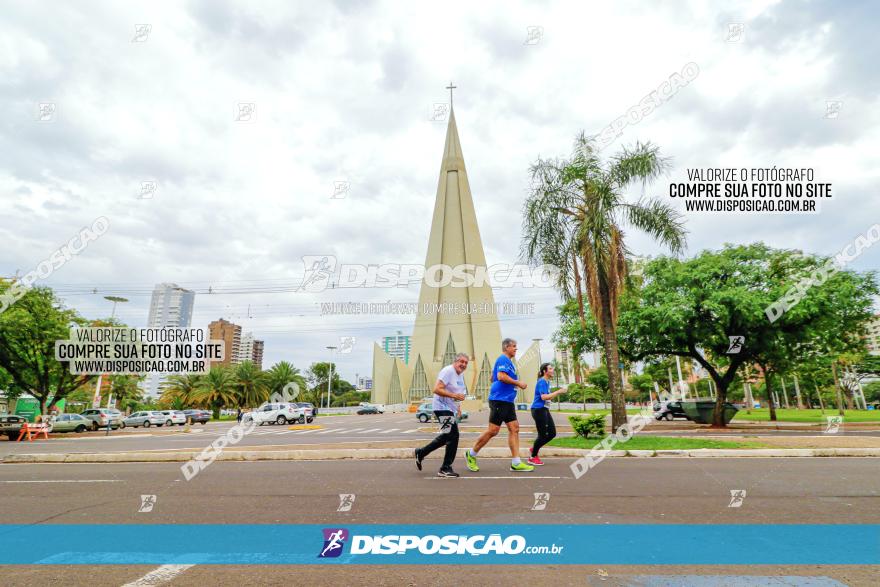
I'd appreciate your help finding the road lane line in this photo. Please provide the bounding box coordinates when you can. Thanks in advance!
[317,429,344,434]
[1,479,122,483]
[379,428,400,434]
[425,476,563,480]
[401,429,419,433]
[358,428,383,433]
[122,564,195,586]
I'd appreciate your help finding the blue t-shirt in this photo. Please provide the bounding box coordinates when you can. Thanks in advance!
[532,378,550,409]
[488,354,518,403]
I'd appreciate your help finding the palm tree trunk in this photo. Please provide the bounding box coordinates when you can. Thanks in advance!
[761,364,777,421]
[572,254,587,328]
[598,284,626,432]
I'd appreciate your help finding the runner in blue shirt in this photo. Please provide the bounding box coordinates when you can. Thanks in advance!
[528,363,565,465]
[465,338,534,472]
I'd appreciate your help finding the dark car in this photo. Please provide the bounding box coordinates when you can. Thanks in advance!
[1,414,26,441]
[182,409,211,424]
[356,405,380,415]
[653,401,689,421]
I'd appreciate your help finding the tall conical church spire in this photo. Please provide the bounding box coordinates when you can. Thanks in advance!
[408,98,501,386]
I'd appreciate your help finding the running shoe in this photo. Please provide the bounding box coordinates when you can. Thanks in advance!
[414,448,423,471]
[464,449,479,472]
[527,456,544,466]
[510,461,535,472]
[437,467,460,478]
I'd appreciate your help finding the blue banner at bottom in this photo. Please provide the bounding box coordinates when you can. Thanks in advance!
[3,524,878,565]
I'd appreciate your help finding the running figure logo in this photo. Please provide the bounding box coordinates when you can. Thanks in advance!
[138,495,157,513]
[824,415,843,434]
[728,489,747,508]
[726,336,744,354]
[532,492,550,511]
[298,255,336,292]
[337,493,355,512]
[318,528,349,558]
[438,415,455,434]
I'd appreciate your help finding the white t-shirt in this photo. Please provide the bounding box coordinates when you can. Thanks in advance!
[433,364,466,413]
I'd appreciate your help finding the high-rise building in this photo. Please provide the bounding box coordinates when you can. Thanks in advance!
[864,314,880,355]
[236,332,265,369]
[357,376,373,391]
[382,331,411,364]
[252,339,264,370]
[142,283,195,397]
[554,347,574,384]
[208,319,241,368]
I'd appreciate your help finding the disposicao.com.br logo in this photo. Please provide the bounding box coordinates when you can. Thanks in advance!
[318,528,563,558]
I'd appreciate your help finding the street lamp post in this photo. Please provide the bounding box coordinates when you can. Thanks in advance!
[326,346,337,410]
[104,296,128,319]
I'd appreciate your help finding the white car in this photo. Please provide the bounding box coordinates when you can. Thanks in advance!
[159,410,187,426]
[244,403,306,425]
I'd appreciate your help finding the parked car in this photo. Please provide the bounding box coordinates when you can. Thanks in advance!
[357,405,380,415]
[123,411,168,428]
[159,410,187,426]
[358,402,385,413]
[653,401,689,421]
[182,409,211,424]
[1,414,26,440]
[415,403,468,423]
[243,403,306,425]
[295,403,315,423]
[80,408,124,431]
[49,413,91,433]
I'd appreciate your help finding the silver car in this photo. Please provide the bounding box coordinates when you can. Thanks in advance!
[49,413,91,433]
[123,411,167,428]
[80,408,124,431]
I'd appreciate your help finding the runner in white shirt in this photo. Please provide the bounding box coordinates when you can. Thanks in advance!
[414,353,468,478]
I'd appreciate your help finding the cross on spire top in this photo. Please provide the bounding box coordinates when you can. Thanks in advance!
[446,82,457,109]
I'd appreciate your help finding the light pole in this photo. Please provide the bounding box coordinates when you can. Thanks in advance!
[104,296,128,319]
[326,345,337,410]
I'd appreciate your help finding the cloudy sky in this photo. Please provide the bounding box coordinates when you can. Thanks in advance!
[2,0,878,382]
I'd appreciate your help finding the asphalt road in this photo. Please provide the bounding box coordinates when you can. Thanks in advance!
[3,411,878,458]
[1,457,878,585]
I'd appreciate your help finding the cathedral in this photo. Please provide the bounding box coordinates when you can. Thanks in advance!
[371,99,539,407]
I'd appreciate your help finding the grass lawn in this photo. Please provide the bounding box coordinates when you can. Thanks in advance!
[731,408,880,423]
[549,435,762,450]
[556,408,643,415]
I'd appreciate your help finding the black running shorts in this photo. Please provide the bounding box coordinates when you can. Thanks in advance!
[488,400,517,425]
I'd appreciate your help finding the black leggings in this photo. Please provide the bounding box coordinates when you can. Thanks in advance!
[418,410,459,469]
[531,407,556,457]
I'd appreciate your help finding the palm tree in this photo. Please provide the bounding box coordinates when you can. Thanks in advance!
[265,361,308,402]
[108,374,144,413]
[523,133,687,431]
[160,373,204,409]
[194,366,237,418]
[233,360,269,408]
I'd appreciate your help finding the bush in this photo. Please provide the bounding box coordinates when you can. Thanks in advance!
[569,413,606,438]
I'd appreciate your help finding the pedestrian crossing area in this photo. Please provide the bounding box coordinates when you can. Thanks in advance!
[244,427,426,437]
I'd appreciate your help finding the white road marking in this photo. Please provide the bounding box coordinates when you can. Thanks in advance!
[293,429,319,434]
[1,479,122,483]
[401,429,420,434]
[317,428,343,434]
[345,428,363,433]
[379,428,400,434]
[358,428,383,433]
[122,564,195,586]
[425,476,563,480]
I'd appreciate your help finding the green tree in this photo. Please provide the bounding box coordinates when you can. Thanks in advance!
[523,134,686,431]
[0,283,96,415]
[265,361,308,401]
[108,374,143,413]
[614,244,877,426]
[160,373,204,410]
[195,366,237,418]
[232,361,268,408]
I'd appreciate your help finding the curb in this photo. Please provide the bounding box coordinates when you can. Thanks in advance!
[4,447,880,464]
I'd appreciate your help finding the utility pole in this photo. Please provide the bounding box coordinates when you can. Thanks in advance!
[326,346,337,410]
